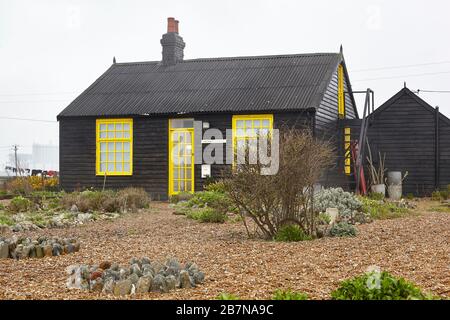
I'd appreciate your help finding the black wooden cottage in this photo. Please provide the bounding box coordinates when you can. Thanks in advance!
[342,86,450,196]
[57,18,358,200]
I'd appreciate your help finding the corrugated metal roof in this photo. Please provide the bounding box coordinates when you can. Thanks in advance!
[58,53,341,118]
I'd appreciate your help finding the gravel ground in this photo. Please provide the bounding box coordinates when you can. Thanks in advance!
[0,201,449,300]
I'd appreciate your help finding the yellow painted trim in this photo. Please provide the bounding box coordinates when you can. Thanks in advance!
[96,118,133,176]
[231,114,274,165]
[338,64,345,119]
[168,119,195,196]
[344,126,351,175]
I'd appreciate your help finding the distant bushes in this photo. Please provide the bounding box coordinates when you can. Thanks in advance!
[3,176,59,195]
[8,196,34,213]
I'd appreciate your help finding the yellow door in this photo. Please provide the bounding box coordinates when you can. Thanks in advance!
[169,119,195,196]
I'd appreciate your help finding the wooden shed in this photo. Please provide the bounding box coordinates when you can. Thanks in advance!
[342,87,450,196]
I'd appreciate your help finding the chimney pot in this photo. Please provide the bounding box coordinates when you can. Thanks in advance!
[174,20,179,33]
[167,17,176,33]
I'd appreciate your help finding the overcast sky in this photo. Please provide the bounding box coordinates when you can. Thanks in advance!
[1,0,450,170]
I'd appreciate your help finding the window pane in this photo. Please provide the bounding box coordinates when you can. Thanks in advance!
[100,143,106,152]
[236,120,244,128]
[254,120,261,127]
[262,119,270,127]
[108,153,114,161]
[108,142,114,151]
[123,123,130,131]
[100,131,107,138]
[100,153,106,161]
[236,129,244,137]
[116,153,122,161]
[116,163,123,171]
[115,142,122,151]
[124,152,130,161]
[100,124,106,131]
[186,183,192,192]
[124,142,130,151]
[245,120,252,127]
[107,124,114,131]
[116,123,122,131]
[116,131,123,138]
[179,181,185,191]
[174,180,179,191]
[100,163,106,172]
[174,169,178,178]
[107,131,114,138]
[186,168,191,179]
[107,163,114,171]
[124,162,130,172]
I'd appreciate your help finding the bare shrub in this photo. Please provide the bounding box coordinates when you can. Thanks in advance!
[223,128,334,239]
[116,187,150,212]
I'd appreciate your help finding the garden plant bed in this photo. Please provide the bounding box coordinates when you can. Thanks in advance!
[0,200,448,300]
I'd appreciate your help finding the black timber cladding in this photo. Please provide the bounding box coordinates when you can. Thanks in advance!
[59,111,315,200]
[342,87,450,196]
[57,53,343,118]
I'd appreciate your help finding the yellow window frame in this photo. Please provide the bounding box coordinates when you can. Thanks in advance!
[338,64,345,119]
[344,127,351,175]
[232,114,273,164]
[168,119,195,196]
[96,118,133,176]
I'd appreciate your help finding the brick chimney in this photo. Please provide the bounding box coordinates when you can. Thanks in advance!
[161,17,185,65]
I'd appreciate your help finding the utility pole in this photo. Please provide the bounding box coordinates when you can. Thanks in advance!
[13,144,18,177]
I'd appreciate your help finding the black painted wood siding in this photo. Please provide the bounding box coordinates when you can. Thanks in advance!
[60,111,314,199]
[314,67,357,188]
[59,117,168,200]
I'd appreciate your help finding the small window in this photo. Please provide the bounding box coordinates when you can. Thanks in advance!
[338,64,345,119]
[344,127,351,175]
[96,118,133,176]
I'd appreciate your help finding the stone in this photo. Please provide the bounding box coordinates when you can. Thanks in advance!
[151,274,168,293]
[77,213,92,223]
[179,270,192,289]
[110,263,119,271]
[35,245,44,258]
[128,273,139,285]
[151,261,165,274]
[165,275,176,291]
[73,241,81,252]
[90,270,103,281]
[70,204,79,212]
[0,241,9,259]
[102,279,115,294]
[325,208,339,225]
[43,245,52,257]
[141,257,151,266]
[187,263,199,276]
[64,244,75,254]
[113,279,132,296]
[166,258,181,271]
[119,268,130,280]
[131,263,143,277]
[52,243,63,256]
[91,278,104,292]
[193,271,205,284]
[136,275,152,293]
[28,245,36,258]
[12,246,23,260]
[99,261,111,270]
[142,265,154,277]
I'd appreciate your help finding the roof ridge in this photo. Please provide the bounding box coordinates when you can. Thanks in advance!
[113,52,339,66]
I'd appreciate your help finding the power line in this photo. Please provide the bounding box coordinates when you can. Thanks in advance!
[352,60,450,72]
[0,91,76,97]
[415,89,450,93]
[0,99,68,104]
[353,70,450,82]
[0,116,57,123]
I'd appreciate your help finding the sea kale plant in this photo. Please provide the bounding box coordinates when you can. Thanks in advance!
[314,187,363,223]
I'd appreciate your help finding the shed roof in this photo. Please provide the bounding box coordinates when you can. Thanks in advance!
[58,53,342,118]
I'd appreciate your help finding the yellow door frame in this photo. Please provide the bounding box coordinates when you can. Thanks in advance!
[168,119,195,196]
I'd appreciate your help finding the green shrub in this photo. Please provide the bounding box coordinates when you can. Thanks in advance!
[431,190,442,201]
[405,193,415,200]
[187,191,233,212]
[169,192,194,204]
[0,203,5,211]
[314,188,362,221]
[368,192,385,200]
[272,289,308,300]
[8,196,33,213]
[359,197,408,220]
[439,190,449,200]
[329,222,357,237]
[217,293,239,300]
[204,180,227,193]
[0,213,14,226]
[117,187,150,212]
[274,224,312,242]
[186,207,227,223]
[331,271,437,300]
[318,212,331,225]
